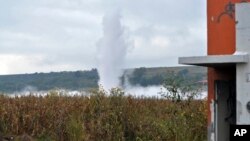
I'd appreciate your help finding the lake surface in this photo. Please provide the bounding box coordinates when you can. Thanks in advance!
[5,85,207,99]
[125,85,207,99]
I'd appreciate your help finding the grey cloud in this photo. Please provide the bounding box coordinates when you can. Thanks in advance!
[121,0,206,27]
[0,0,206,74]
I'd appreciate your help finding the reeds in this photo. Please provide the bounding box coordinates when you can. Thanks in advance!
[0,89,207,141]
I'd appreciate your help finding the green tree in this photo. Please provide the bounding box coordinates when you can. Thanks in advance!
[159,72,202,102]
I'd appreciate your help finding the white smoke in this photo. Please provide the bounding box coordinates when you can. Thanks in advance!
[97,10,128,90]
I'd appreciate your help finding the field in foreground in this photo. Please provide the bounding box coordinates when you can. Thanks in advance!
[0,89,207,141]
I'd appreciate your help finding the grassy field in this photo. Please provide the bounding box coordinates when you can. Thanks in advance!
[0,89,207,141]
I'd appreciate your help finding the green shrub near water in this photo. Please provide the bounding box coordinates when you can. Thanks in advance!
[0,89,207,141]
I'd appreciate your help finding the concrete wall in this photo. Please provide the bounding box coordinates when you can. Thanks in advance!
[236,3,250,124]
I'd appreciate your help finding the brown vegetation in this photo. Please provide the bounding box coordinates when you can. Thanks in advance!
[0,89,207,141]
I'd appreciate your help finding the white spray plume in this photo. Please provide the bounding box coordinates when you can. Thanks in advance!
[97,10,128,90]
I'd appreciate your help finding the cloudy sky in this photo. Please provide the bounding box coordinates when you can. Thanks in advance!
[0,0,207,75]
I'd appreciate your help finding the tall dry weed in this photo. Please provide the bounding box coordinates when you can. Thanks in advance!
[0,90,207,141]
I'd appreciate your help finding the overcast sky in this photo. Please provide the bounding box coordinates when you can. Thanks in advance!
[0,0,207,75]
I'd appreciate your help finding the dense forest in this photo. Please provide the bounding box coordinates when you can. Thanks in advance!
[0,69,99,93]
[123,66,206,87]
[0,66,206,93]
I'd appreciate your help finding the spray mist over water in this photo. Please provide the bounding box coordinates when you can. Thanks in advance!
[97,11,128,90]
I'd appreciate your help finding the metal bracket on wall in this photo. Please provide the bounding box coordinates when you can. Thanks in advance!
[217,2,235,23]
[217,1,249,23]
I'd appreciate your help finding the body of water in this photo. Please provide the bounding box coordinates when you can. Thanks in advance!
[4,86,207,99]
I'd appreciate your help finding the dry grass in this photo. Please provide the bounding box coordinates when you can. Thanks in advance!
[0,89,207,141]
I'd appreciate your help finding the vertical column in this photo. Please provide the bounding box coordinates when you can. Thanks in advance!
[235,3,250,124]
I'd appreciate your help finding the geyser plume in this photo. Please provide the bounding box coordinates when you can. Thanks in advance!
[97,11,128,90]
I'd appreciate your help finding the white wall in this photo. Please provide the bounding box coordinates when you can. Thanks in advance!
[236,3,250,124]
